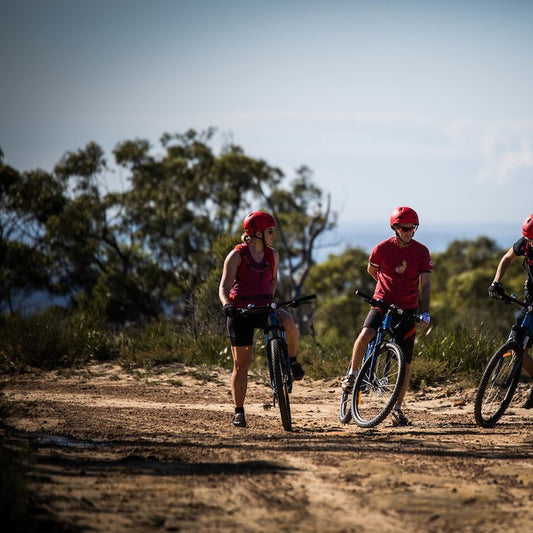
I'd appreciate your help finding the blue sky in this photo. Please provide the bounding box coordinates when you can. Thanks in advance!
[1,0,532,252]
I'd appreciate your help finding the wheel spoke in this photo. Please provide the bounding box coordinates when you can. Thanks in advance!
[351,343,405,428]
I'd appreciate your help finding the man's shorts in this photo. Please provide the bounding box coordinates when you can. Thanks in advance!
[362,307,418,363]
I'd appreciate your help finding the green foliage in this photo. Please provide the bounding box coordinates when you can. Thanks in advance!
[295,335,350,380]
[195,233,237,336]
[429,236,524,336]
[303,247,374,340]
[78,267,167,325]
[412,325,499,387]
[115,320,232,369]
[0,308,117,372]
[2,129,335,326]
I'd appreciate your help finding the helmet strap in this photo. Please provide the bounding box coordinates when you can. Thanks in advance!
[394,230,407,245]
[251,232,266,246]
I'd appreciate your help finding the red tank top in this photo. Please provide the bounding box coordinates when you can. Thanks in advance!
[229,243,275,308]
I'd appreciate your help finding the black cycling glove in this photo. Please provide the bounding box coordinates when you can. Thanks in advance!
[488,282,504,298]
[223,303,237,318]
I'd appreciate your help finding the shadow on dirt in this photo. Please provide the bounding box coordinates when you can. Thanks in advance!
[20,423,533,477]
[33,451,298,477]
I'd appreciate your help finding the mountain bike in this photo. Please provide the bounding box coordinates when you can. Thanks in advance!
[240,294,316,431]
[339,290,417,428]
[474,292,533,428]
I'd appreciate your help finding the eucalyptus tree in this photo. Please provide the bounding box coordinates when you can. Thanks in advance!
[46,141,163,322]
[113,128,338,334]
[257,165,336,298]
[1,130,337,329]
[0,153,60,313]
[113,129,283,330]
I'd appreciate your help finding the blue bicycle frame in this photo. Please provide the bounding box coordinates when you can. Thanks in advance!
[358,311,399,392]
[519,310,533,343]
[364,311,393,362]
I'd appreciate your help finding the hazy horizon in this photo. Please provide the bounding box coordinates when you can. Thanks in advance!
[2,1,532,232]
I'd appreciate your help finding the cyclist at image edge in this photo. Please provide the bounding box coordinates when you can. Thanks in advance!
[219,211,304,428]
[488,213,533,409]
[342,206,432,426]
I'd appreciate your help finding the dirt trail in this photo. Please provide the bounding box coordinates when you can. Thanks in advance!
[2,363,532,532]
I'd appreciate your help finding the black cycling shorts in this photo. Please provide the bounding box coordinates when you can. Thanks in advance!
[227,313,267,347]
[362,308,418,364]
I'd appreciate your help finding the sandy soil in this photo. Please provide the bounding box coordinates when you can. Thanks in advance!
[2,363,532,532]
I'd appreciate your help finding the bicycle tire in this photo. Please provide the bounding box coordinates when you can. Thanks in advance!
[351,342,405,428]
[474,340,523,428]
[269,338,292,431]
[339,389,352,424]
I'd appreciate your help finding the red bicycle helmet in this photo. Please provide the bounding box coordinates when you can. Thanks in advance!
[390,206,419,227]
[522,214,533,239]
[243,211,276,236]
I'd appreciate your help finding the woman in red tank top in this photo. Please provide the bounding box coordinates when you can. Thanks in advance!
[219,211,304,428]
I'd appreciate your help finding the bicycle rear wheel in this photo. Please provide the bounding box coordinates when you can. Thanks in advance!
[269,338,292,431]
[351,342,405,428]
[474,341,522,428]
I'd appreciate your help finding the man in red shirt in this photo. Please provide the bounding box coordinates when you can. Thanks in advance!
[342,207,432,426]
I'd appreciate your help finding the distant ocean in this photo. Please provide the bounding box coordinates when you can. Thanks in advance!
[315,222,520,262]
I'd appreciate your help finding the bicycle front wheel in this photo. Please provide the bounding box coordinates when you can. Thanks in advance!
[351,342,405,428]
[474,341,523,428]
[339,389,352,424]
[269,338,292,431]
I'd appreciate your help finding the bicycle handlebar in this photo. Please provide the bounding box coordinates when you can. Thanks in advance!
[239,294,316,316]
[354,289,420,321]
[491,291,528,309]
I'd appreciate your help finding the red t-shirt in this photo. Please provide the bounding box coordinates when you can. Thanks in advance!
[369,237,433,309]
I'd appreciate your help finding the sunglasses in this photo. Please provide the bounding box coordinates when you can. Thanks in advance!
[397,226,416,232]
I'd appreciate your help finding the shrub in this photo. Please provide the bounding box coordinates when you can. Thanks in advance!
[413,324,499,386]
[0,308,117,372]
[116,320,232,370]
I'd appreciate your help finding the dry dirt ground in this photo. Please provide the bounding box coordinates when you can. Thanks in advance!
[2,363,532,533]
